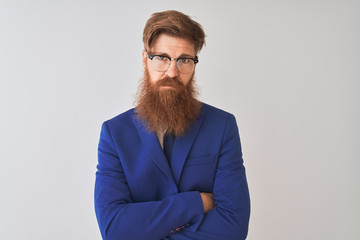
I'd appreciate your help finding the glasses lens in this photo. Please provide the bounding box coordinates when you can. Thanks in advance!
[177,59,195,74]
[152,56,169,72]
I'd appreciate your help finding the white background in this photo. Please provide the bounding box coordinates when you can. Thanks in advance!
[1,0,359,239]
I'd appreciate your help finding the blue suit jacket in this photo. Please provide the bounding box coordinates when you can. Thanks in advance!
[95,103,250,240]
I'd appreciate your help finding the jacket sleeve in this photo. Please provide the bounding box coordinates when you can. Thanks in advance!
[94,122,204,240]
[168,114,251,240]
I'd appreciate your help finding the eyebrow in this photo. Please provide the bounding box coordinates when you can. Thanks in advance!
[150,52,196,59]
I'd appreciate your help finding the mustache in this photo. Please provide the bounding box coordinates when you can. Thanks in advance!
[154,77,184,88]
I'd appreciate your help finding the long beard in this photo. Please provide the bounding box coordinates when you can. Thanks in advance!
[135,68,201,136]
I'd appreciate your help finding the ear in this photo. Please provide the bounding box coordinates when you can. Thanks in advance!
[142,50,147,68]
[195,56,198,69]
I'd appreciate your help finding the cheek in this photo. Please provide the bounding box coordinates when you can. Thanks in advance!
[148,69,164,84]
[179,74,193,85]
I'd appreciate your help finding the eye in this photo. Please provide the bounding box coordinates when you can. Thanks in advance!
[178,58,191,64]
[154,55,168,61]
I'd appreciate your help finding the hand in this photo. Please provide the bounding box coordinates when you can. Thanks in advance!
[200,192,215,213]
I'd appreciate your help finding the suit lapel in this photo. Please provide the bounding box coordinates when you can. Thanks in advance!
[171,110,205,185]
[132,114,174,181]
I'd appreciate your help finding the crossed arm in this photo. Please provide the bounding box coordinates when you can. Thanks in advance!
[200,192,215,213]
[95,115,250,240]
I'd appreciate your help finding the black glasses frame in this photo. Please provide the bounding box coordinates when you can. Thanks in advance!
[146,51,199,64]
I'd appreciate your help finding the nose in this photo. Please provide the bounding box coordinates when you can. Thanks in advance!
[165,60,179,78]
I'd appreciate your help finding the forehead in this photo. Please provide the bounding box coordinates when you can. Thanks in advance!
[150,34,196,56]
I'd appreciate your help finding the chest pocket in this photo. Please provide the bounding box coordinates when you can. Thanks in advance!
[180,155,217,192]
[185,155,215,167]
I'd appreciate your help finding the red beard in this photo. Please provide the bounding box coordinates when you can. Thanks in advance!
[135,68,201,136]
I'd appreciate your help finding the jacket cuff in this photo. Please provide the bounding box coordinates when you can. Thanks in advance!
[186,192,205,232]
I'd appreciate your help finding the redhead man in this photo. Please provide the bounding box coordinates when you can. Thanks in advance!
[95,10,250,240]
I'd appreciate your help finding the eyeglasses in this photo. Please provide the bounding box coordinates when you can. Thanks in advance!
[146,51,198,74]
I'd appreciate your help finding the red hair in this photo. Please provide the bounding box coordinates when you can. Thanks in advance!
[143,10,206,54]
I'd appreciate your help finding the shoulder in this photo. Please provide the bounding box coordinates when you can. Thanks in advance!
[102,108,136,132]
[201,103,235,121]
[106,108,135,123]
[200,102,238,131]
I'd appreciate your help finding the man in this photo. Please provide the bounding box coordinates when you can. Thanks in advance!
[95,10,250,240]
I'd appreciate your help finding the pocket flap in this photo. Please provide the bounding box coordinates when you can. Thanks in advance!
[185,155,215,167]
